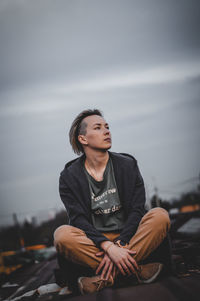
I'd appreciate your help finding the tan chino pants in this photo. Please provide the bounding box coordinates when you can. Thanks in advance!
[54,208,170,272]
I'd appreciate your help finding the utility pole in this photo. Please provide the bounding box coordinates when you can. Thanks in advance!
[154,186,161,207]
[198,172,200,192]
[13,213,25,250]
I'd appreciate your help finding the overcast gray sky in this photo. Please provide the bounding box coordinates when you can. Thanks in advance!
[0,0,200,226]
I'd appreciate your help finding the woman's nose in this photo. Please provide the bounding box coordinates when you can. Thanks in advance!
[104,128,110,135]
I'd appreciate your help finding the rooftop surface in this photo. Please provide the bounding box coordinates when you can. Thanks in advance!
[1,255,200,301]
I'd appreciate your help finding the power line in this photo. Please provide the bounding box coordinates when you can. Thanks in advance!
[170,176,199,187]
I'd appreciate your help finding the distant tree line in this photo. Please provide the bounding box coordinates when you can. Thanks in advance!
[151,186,200,211]
[0,210,68,251]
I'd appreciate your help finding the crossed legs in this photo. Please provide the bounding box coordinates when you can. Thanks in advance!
[54,208,170,273]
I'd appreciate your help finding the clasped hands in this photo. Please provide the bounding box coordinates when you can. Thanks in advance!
[95,241,138,281]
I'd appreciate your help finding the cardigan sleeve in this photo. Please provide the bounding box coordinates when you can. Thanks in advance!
[59,174,110,248]
[115,161,146,244]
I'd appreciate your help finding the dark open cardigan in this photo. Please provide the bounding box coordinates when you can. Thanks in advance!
[59,152,146,248]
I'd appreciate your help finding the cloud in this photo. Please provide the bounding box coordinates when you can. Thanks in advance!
[0,0,200,91]
[70,61,200,92]
[1,60,200,118]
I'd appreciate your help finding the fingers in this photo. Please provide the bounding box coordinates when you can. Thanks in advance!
[96,251,104,257]
[126,249,139,271]
[101,261,110,279]
[117,260,136,276]
[127,249,137,255]
[121,260,132,276]
[117,263,126,276]
[105,262,113,280]
[96,254,114,280]
[96,258,106,275]
[116,254,138,276]
[107,245,139,276]
[112,266,116,279]
[125,259,136,274]
[127,254,139,270]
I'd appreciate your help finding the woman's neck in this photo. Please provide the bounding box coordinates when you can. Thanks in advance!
[84,150,109,181]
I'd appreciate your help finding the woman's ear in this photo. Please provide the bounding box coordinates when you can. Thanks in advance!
[78,135,88,146]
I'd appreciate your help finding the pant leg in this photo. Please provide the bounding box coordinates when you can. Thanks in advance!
[54,208,170,272]
[128,207,170,263]
[54,225,119,270]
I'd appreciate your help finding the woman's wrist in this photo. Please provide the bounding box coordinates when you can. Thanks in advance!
[100,241,114,253]
[104,243,114,254]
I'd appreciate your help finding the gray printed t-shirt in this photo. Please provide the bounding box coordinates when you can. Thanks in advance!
[84,157,125,232]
